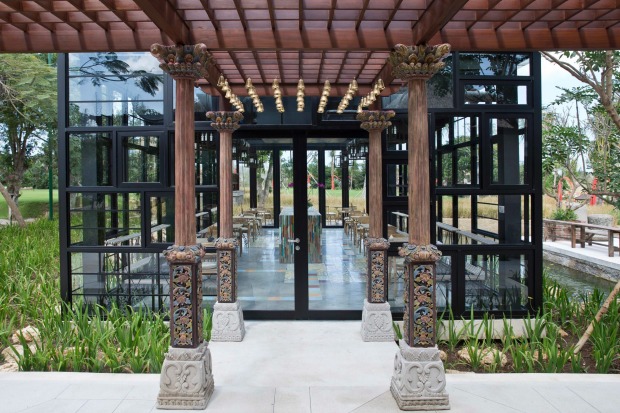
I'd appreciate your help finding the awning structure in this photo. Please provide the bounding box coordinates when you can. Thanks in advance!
[1,0,618,95]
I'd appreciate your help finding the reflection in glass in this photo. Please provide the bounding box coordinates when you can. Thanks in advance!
[68,52,164,127]
[464,253,528,312]
[464,84,527,105]
[68,133,112,187]
[69,193,141,246]
[491,118,527,185]
[123,136,160,183]
[70,251,169,310]
[459,53,530,76]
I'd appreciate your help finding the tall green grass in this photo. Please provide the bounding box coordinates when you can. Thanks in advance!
[0,219,212,373]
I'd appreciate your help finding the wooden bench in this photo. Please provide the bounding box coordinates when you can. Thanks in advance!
[569,221,620,257]
[544,219,620,257]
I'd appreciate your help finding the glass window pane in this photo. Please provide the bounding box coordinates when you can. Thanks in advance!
[68,52,164,127]
[69,192,141,246]
[459,53,530,76]
[464,84,527,105]
[491,118,527,185]
[68,133,112,187]
[70,251,169,310]
[122,135,161,183]
[464,253,529,312]
[148,194,175,245]
[195,192,218,240]
[387,163,407,197]
[196,132,218,186]
[435,195,531,245]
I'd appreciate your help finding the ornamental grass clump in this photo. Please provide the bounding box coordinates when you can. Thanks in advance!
[0,219,212,373]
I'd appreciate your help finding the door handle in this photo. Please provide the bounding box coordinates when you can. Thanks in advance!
[288,238,300,243]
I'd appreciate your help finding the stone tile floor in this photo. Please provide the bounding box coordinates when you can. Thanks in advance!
[1,321,618,413]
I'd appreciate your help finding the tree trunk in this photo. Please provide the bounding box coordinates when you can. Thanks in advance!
[574,279,620,354]
[0,180,26,227]
[258,152,273,208]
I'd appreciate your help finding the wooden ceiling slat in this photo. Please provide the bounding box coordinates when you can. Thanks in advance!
[1,0,618,94]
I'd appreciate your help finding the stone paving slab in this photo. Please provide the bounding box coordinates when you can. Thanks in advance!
[1,322,619,412]
[0,372,619,413]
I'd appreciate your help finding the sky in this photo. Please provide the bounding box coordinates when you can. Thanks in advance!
[540,54,583,109]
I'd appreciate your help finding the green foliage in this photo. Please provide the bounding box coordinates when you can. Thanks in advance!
[0,53,58,210]
[0,189,59,219]
[551,208,578,221]
[0,219,213,373]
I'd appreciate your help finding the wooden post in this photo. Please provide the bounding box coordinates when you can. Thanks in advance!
[207,111,246,341]
[150,43,214,350]
[150,44,216,409]
[175,77,196,245]
[388,43,451,347]
[358,111,395,341]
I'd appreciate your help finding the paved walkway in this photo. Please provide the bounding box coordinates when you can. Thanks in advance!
[1,322,619,413]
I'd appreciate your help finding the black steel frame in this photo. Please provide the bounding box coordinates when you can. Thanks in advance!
[58,51,543,319]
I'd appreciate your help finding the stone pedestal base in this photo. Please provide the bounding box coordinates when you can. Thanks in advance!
[157,342,214,410]
[390,341,450,410]
[361,299,394,342]
[210,301,245,342]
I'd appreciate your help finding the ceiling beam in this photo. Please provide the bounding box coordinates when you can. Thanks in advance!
[411,0,469,44]
[132,0,191,44]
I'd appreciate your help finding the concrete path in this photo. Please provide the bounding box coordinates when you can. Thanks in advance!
[1,321,618,412]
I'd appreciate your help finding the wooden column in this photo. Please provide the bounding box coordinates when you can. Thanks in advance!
[388,43,451,347]
[358,111,394,238]
[219,130,233,238]
[358,111,394,307]
[207,112,242,238]
[150,44,215,350]
[408,79,429,245]
[175,77,196,245]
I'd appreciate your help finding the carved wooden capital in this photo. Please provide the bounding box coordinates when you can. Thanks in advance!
[389,43,451,81]
[357,110,395,132]
[398,243,442,263]
[206,111,244,132]
[215,237,239,249]
[163,244,205,263]
[365,237,391,250]
[150,43,214,80]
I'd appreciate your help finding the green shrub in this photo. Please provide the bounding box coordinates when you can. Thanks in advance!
[551,208,578,221]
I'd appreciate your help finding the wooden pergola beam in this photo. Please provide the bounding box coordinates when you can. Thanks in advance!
[133,0,192,44]
[412,0,469,43]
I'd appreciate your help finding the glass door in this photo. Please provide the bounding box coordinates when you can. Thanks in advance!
[236,139,297,315]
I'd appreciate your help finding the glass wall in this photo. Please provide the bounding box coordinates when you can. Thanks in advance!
[60,51,542,319]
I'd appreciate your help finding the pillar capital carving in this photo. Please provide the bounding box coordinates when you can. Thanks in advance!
[206,111,243,132]
[214,237,239,249]
[164,244,205,263]
[389,43,451,81]
[357,110,395,132]
[365,237,390,250]
[150,43,215,80]
[398,243,442,263]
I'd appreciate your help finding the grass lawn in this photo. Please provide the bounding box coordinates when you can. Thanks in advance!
[0,189,59,219]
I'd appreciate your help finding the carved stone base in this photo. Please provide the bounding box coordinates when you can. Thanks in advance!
[210,301,245,342]
[390,341,450,411]
[361,299,394,342]
[156,342,214,410]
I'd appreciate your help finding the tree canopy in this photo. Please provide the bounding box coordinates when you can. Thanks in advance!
[541,51,620,208]
[0,53,57,224]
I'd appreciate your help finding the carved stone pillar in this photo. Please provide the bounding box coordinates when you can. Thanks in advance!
[388,43,451,410]
[151,43,215,410]
[358,111,395,341]
[207,111,246,342]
